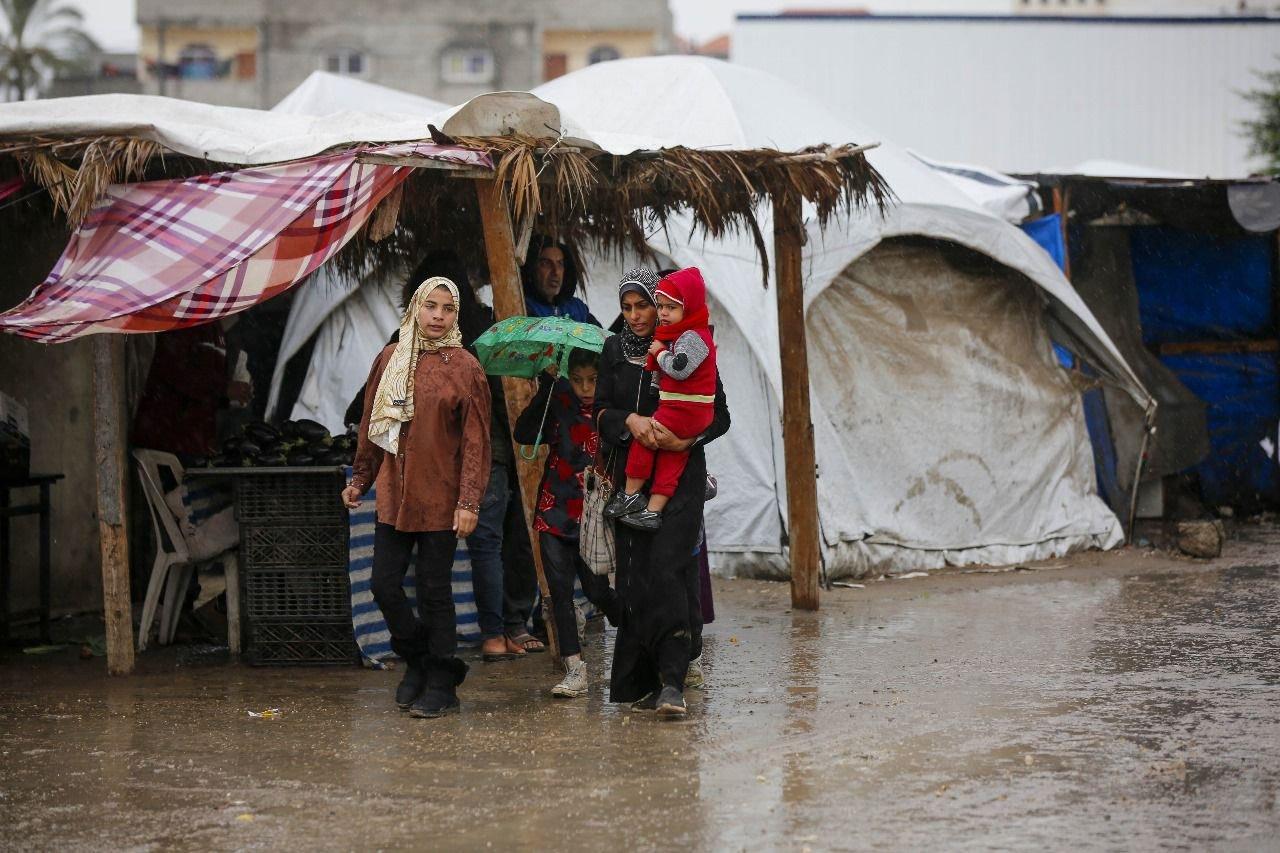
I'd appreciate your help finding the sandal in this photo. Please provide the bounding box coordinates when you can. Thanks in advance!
[482,635,521,662]
[505,629,546,654]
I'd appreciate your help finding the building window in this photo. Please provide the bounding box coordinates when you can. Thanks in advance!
[543,52,568,82]
[178,43,220,80]
[588,45,621,65]
[323,49,366,76]
[441,46,494,84]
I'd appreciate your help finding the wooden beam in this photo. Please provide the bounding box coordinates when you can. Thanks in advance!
[473,179,561,659]
[91,336,134,675]
[1052,186,1072,280]
[354,153,494,179]
[773,193,821,612]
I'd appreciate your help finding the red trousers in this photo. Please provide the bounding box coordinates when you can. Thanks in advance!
[625,401,715,498]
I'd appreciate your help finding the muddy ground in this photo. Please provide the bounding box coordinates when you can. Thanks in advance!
[2,525,1278,851]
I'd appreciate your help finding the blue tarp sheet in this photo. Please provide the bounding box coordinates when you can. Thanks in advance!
[1129,227,1274,345]
[1128,226,1278,505]
[1160,352,1280,507]
[1022,214,1066,271]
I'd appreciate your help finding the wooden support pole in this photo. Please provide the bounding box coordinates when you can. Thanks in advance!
[91,335,135,675]
[773,193,821,612]
[1052,186,1072,281]
[473,179,561,659]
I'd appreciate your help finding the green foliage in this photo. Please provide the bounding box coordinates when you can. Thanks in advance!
[1241,59,1280,175]
[0,0,98,100]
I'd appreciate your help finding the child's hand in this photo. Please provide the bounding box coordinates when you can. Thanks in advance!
[648,340,666,356]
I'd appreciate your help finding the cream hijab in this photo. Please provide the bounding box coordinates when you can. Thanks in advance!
[367,276,464,455]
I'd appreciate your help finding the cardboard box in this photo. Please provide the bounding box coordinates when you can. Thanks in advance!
[0,390,30,481]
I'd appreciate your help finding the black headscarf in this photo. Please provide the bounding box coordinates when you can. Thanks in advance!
[616,267,660,360]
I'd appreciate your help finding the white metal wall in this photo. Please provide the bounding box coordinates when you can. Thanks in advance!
[733,16,1280,177]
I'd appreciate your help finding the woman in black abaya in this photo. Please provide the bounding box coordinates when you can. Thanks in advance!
[595,268,730,716]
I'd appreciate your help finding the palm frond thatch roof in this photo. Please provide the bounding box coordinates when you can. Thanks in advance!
[0,125,891,282]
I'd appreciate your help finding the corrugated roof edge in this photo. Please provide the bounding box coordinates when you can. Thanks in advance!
[736,13,1280,25]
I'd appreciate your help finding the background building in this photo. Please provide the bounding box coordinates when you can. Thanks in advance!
[1010,0,1278,14]
[734,12,1280,176]
[47,51,142,99]
[134,0,673,109]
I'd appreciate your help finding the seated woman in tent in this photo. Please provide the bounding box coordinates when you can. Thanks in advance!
[342,277,491,719]
[595,268,731,718]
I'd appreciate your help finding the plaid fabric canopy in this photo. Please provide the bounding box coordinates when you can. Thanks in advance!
[0,143,490,342]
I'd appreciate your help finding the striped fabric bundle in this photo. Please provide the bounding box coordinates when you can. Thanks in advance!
[347,478,596,663]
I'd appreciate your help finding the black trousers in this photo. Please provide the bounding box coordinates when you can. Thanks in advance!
[539,531,618,658]
[371,523,458,688]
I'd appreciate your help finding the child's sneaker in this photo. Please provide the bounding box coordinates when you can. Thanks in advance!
[604,491,647,519]
[684,655,705,689]
[551,658,588,698]
[620,509,662,531]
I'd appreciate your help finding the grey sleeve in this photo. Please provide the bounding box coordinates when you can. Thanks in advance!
[656,330,710,381]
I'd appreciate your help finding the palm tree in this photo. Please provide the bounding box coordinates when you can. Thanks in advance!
[0,0,99,101]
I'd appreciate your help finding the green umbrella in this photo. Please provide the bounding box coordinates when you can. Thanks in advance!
[473,315,609,379]
[473,316,609,460]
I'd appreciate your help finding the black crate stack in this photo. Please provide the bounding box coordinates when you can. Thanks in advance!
[234,469,357,665]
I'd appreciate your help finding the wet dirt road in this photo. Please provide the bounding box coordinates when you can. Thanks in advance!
[2,529,1278,851]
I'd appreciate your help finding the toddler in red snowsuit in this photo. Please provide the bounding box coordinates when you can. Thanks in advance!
[605,267,717,531]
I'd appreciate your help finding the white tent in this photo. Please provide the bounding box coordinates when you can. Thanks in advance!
[260,74,444,424]
[264,58,1150,577]
[532,57,1145,577]
[272,71,450,118]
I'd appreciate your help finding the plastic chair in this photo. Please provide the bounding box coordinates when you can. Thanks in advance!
[132,449,240,653]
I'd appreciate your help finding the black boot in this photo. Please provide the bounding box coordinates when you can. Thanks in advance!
[410,656,468,719]
[389,632,430,711]
[410,687,459,718]
[394,661,426,710]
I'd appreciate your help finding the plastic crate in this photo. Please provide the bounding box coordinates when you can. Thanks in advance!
[241,524,347,570]
[244,569,352,620]
[244,618,358,666]
[233,468,346,523]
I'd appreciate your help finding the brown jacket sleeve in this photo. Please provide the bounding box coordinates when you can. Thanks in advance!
[456,356,492,513]
[349,348,389,495]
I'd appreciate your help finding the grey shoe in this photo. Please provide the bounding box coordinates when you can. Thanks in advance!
[684,655,705,690]
[551,659,589,698]
[655,685,687,718]
[620,509,662,531]
[630,690,659,712]
[604,491,647,520]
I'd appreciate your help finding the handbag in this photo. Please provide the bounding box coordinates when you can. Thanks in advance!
[580,446,617,576]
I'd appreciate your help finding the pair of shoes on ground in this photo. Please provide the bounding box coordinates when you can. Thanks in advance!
[481,633,533,662]
[604,491,663,531]
[395,658,467,718]
[630,684,687,717]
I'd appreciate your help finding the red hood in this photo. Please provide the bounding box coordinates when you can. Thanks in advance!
[654,267,709,343]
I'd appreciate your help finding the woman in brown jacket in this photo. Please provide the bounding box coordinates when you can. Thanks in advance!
[342,277,491,719]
